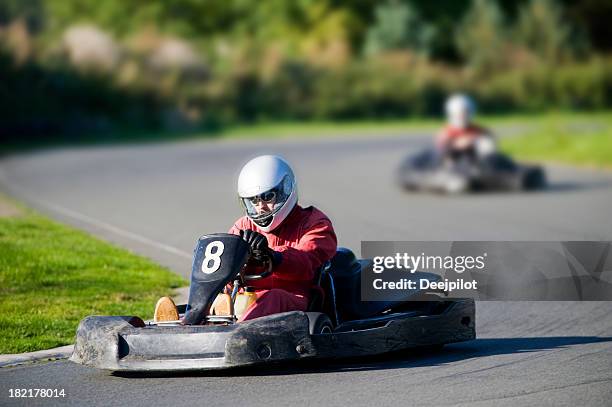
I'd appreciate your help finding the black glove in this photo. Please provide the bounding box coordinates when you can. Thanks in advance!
[240,229,269,251]
[240,229,271,263]
[239,229,282,266]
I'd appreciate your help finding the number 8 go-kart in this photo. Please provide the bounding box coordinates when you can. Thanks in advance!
[71,233,475,372]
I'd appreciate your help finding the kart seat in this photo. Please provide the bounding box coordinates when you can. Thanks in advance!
[326,248,375,321]
[327,248,441,322]
[308,261,339,326]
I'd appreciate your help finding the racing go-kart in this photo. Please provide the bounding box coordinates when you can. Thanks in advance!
[398,143,546,193]
[71,233,475,372]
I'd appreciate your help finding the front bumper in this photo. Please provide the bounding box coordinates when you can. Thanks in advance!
[71,299,475,372]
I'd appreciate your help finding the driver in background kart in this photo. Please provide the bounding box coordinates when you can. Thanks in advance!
[154,155,337,323]
[436,94,496,162]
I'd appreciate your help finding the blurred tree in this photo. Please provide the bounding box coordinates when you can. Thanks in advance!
[514,0,584,62]
[363,0,435,56]
[0,0,44,32]
[299,2,355,68]
[43,0,244,38]
[564,0,612,52]
[2,0,612,139]
[9,0,609,57]
[455,0,507,74]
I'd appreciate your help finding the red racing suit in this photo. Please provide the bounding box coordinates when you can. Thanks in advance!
[435,124,492,152]
[228,204,337,321]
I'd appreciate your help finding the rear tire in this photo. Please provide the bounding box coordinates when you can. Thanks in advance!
[305,312,333,335]
[523,167,546,190]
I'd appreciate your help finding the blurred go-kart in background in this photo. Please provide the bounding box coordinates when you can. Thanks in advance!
[397,94,547,194]
[398,142,547,194]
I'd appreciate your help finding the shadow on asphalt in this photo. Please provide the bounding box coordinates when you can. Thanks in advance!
[399,179,612,199]
[540,180,612,193]
[113,336,612,379]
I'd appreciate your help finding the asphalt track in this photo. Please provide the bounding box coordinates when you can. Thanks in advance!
[1,133,611,406]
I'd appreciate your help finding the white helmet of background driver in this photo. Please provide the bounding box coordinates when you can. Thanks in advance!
[445,93,476,129]
[237,155,298,232]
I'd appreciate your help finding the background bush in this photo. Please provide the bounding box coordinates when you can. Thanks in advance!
[1,0,612,145]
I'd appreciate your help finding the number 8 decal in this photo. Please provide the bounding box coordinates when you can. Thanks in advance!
[201,241,225,274]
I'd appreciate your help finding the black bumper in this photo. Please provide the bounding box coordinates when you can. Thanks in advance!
[70,299,475,372]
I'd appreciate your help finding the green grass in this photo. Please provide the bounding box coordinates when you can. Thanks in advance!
[0,202,187,354]
[499,111,612,168]
[197,110,612,142]
[216,117,439,139]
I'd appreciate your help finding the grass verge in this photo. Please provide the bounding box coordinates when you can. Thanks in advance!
[0,196,187,354]
[190,110,612,142]
[499,111,612,168]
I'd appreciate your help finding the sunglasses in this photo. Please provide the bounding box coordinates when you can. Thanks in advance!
[247,190,277,205]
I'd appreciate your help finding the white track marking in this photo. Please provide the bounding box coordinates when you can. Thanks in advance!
[0,169,192,259]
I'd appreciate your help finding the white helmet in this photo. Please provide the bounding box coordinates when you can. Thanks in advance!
[237,155,298,232]
[445,93,476,129]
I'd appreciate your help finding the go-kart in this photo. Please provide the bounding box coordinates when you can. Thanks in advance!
[70,233,475,372]
[398,146,546,194]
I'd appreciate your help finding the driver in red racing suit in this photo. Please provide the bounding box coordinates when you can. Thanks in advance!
[229,155,337,321]
[436,94,495,161]
[228,205,336,321]
[153,155,337,323]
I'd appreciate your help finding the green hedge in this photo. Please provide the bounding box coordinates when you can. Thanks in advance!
[201,57,612,121]
[2,51,612,145]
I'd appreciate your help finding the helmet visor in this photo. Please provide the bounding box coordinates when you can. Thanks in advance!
[240,175,293,223]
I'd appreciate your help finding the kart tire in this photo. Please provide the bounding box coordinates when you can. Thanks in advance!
[305,312,333,335]
[523,167,546,190]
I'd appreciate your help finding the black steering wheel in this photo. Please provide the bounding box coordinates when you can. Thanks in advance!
[240,253,273,281]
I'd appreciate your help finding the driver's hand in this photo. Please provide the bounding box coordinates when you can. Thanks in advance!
[240,229,269,251]
[239,229,271,262]
[452,136,473,150]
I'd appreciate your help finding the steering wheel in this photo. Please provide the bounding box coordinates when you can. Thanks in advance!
[240,253,273,281]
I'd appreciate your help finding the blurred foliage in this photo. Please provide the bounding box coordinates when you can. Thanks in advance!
[514,0,586,63]
[1,0,612,144]
[0,50,164,140]
[456,0,507,74]
[363,0,435,57]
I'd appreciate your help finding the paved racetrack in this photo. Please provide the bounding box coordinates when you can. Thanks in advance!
[1,133,611,406]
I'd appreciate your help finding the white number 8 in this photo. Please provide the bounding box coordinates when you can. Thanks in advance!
[201,241,225,274]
